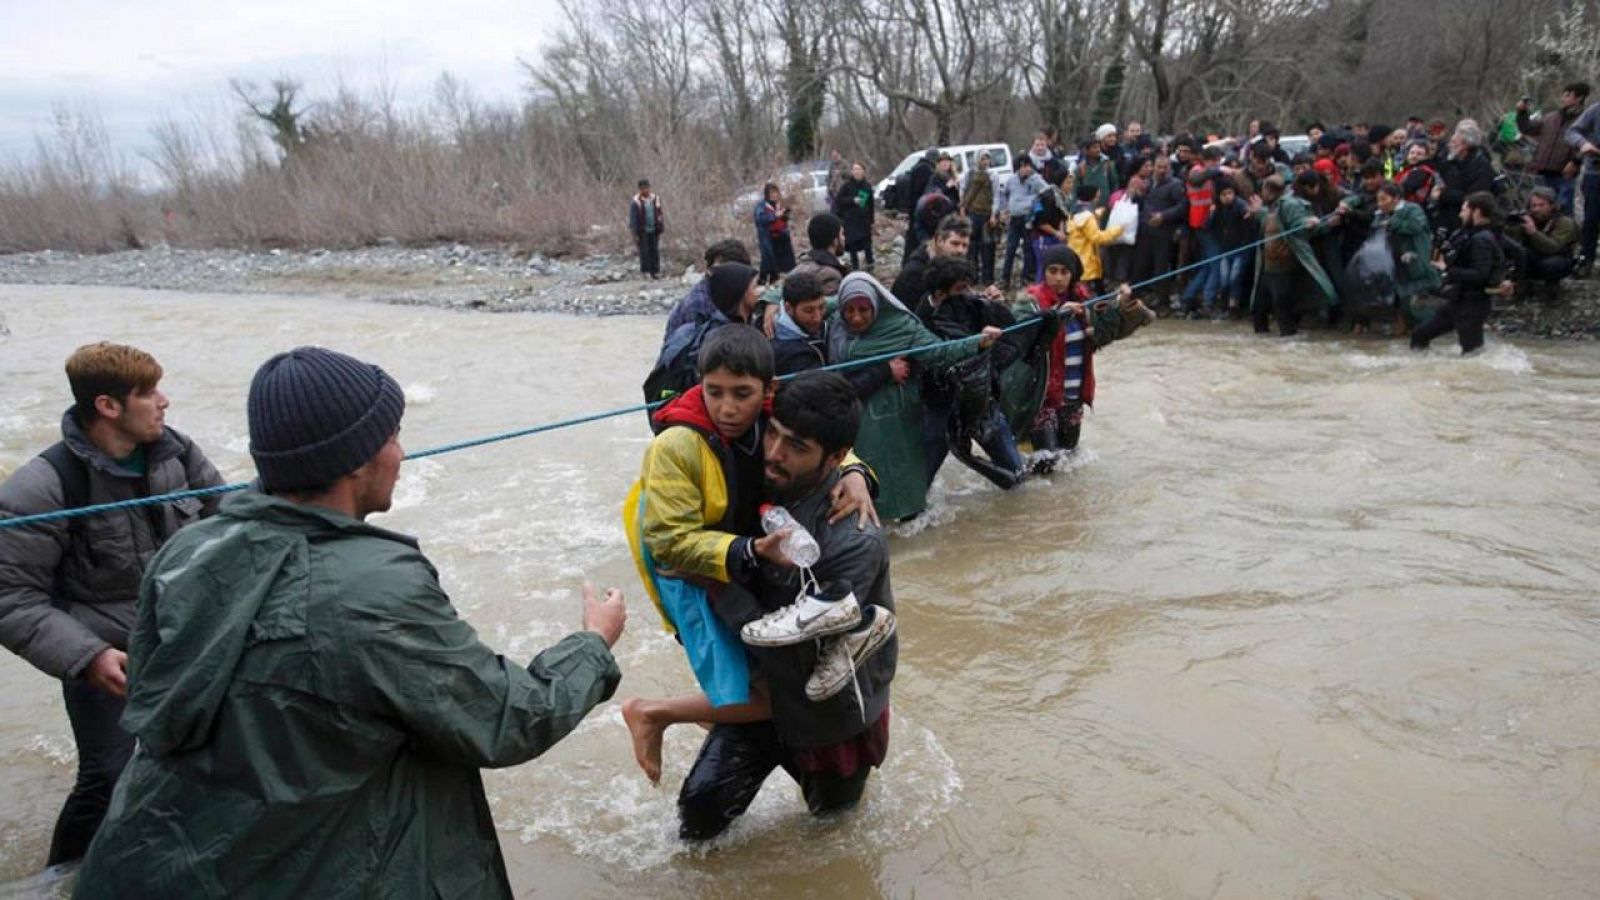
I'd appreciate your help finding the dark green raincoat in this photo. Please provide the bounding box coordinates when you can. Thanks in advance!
[1382,200,1442,323]
[1251,194,1339,315]
[74,491,620,900]
[828,272,985,520]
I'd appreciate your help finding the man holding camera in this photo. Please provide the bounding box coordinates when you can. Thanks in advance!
[1505,187,1578,302]
[1412,192,1504,355]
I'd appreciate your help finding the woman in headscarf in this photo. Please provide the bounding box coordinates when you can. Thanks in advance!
[826,272,1001,520]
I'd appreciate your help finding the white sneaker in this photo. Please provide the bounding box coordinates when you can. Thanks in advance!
[741,590,861,647]
[806,606,896,702]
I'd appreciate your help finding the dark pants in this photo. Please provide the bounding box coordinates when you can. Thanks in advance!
[637,231,661,277]
[1253,270,1298,336]
[1001,217,1033,287]
[967,214,996,283]
[922,404,1026,488]
[47,680,135,865]
[1411,296,1490,354]
[847,244,875,271]
[678,721,873,841]
[1580,171,1600,264]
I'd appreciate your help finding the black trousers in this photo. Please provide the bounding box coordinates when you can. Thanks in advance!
[47,679,135,865]
[1253,270,1298,336]
[1411,295,1490,354]
[677,721,873,841]
[637,231,661,276]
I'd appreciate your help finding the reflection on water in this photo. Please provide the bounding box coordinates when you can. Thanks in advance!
[2,285,1598,898]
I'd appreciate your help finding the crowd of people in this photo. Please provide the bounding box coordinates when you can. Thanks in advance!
[669,83,1598,356]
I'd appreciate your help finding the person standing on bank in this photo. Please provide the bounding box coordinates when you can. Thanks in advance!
[961,151,998,285]
[73,347,626,898]
[630,179,665,279]
[0,342,224,868]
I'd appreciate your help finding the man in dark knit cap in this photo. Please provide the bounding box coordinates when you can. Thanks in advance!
[75,346,627,899]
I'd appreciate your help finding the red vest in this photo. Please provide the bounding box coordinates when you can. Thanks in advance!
[1185,165,1213,229]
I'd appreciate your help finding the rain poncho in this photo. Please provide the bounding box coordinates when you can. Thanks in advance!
[74,491,620,900]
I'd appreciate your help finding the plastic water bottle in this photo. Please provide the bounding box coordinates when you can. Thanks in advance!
[759,504,821,568]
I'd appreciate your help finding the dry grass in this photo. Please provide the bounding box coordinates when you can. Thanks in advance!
[0,103,753,266]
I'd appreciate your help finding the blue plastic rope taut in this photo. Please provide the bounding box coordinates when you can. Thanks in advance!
[0,220,1307,531]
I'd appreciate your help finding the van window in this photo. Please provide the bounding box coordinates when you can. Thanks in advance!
[984,147,1008,169]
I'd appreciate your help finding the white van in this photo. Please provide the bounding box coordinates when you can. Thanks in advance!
[874,143,1014,209]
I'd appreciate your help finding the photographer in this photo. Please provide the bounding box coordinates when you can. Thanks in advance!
[1412,192,1504,355]
[1504,187,1578,302]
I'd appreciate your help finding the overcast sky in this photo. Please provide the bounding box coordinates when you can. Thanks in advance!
[0,0,562,166]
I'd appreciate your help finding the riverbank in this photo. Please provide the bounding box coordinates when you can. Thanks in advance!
[2,242,1598,339]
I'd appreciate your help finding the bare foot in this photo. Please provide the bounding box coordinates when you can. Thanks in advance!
[621,698,664,785]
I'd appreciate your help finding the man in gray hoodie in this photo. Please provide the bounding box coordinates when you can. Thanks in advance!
[0,342,223,866]
[995,155,1049,288]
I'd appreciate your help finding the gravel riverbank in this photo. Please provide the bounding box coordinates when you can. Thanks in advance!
[2,242,1597,339]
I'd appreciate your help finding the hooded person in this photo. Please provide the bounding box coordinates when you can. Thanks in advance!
[1016,245,1154,458]
[826,272,1001,520]
[646,263,762,407]
[1250,174,1339,336]
[73,346,626,899]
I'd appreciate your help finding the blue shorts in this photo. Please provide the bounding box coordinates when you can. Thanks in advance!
[640,543,752,708]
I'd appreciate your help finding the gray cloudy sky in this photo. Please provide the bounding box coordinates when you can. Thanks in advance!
[0,0,561,165]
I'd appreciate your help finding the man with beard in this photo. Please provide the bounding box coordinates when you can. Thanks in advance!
[678,370,897,841]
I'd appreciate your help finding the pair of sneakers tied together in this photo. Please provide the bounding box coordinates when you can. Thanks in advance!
[740,573,896,703]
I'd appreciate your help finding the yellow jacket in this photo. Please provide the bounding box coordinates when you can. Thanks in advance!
[1066,209,1123,282]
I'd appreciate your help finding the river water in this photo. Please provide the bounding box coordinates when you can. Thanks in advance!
[1,284,1598,898]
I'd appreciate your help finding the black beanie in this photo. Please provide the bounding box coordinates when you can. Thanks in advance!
[247,347,406,492]
[807,213,843,249]
[1040,245,1083,281]
[709,262,758,318]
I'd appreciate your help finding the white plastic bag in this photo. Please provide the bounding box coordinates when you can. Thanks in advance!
[1108,198,1139,245]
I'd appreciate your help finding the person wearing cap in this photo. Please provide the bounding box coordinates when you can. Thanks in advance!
[1096,123,1130,174]
[0,342,223,868]
[629,178,665,279]
[73,347,627,898]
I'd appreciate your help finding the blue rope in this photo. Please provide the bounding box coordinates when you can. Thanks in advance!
[0,220,1307,531]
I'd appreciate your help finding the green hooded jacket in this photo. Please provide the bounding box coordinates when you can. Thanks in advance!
[1251,193,1339,314]
[1383,200,1442,308]
[74,491,620,900]
[827,272,984,520]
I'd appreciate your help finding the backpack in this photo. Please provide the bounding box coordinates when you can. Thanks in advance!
[40,441,90,518]
[641,319,717,423]
[892,169,917,215]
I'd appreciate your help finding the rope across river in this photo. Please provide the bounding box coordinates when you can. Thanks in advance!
[0,222,1310,531]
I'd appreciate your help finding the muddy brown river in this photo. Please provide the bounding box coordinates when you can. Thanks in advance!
[2,285,1597,898]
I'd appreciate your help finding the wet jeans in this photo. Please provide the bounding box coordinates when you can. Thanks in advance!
[1182,230,1221,305]
[923,404,1026,487]
[47,679,135,865]
[677,721,873,841]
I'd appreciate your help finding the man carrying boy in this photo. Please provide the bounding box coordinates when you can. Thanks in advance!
[679,371,896,840]
[0,342,223,866]
[622,326,881,784]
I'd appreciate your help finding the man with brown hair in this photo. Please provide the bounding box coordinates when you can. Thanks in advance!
[0,342,223,866]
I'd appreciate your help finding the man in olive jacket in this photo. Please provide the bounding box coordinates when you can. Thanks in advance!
[74,346,627,899]
[0,342,223,866]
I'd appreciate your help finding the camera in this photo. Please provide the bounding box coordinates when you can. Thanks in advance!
[1505,210,1527,226]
